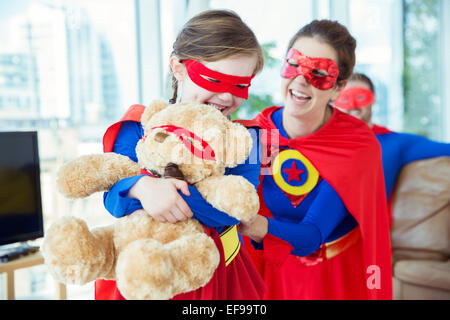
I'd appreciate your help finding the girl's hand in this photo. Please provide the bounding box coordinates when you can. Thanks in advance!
[238,215,268,243]
[127,176,193,223]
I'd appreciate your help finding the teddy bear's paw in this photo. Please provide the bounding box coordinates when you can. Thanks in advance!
[57,153,140,198]
[167,233,220,294]
[196,175,260,222]
[116,239,176,300]
[41,217,114,285]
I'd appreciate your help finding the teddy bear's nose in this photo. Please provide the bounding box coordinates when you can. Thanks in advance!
[164,163,185,181]
[155,132,169,143]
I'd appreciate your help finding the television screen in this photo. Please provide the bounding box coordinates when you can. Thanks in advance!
[0,131,43,245]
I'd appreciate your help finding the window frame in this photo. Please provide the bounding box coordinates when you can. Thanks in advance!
[135,0,164,104]
[441,0,450,141]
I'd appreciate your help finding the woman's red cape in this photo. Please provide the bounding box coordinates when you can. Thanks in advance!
[371,123,395,228]
[241,106,392,300]
[371,124,393,135]
[95,104,266,300]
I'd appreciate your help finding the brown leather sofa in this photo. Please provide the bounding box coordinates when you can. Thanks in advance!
[390,156,450,300]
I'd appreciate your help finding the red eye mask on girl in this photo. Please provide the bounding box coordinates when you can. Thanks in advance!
[281,48,339,90]
[334,87,375,110]
[183,60,254,99]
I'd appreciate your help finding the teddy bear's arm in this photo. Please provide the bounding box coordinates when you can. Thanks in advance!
[195,175,260,222]
[57,153,141,198]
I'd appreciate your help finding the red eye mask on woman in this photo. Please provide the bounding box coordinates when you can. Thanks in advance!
[334,87,375,110]
[183,59,254,99]
[281,48,339,90]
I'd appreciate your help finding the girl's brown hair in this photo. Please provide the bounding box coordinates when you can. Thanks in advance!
[170,9,264,103]
[287,19,356,84]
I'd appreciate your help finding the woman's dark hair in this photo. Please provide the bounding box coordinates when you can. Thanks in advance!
[287,19,357,84]
[170,9,264,103]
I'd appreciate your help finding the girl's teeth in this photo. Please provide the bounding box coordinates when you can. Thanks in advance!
[291,90,309,99]
[291,90,310,102]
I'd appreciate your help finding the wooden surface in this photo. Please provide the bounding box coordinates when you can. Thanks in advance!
[0,251,66,300]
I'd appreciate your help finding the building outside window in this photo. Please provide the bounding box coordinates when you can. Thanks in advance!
[209,0,449,141]
[403,0,443,140]
[0,0,137,299]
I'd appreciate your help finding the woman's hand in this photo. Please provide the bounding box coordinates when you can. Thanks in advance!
[127,176,193,223]
[238,215,269,243]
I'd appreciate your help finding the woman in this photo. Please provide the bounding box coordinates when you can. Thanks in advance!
[239,20,393,300]
[96,9,266,300]
[335,72,450,225]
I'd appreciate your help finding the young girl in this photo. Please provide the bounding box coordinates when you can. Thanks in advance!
[239,20,393,300]
[96,9,266,300]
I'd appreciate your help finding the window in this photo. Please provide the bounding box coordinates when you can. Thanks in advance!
[347,0,404,131]
[0,0,137,299]
[403,0,443,139]
[209,0,449,141]
[209,0,314,119]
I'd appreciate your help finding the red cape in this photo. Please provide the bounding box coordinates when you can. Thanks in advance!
[371,124,393,135]
[103,104,147,153]
[244,106,392,300]
[96,104,266,300]
[371,123,394,228]
[96,226,265,300]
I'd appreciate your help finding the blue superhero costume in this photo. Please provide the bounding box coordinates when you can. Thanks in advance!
[372,124,450,198]
[242,106,392,300]
[257,108,358,257]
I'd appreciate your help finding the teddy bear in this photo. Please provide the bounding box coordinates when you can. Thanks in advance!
[41,100,260,300]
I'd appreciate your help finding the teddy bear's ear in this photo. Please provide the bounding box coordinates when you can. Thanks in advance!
[140,100,168,126]
[224,122,253,168]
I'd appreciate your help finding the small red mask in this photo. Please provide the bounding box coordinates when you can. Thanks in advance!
[281,48,339,90]
[183,60,254,99]
[334,87,375,110]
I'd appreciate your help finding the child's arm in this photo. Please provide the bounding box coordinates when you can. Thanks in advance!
[103,122,260,228]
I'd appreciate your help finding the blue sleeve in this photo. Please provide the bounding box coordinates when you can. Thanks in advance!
[266,180,350,257]
[225,127,261,188]
[181,186,240,227]
[103,175,145,218]
[103,121,143,217]
[400,133,450,166]
[183,127,261,227]
[104,176,240,226]
[112,121,143,162]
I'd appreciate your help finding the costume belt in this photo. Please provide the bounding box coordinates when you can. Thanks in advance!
[220,225,240,266]
[298,227,361,266]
